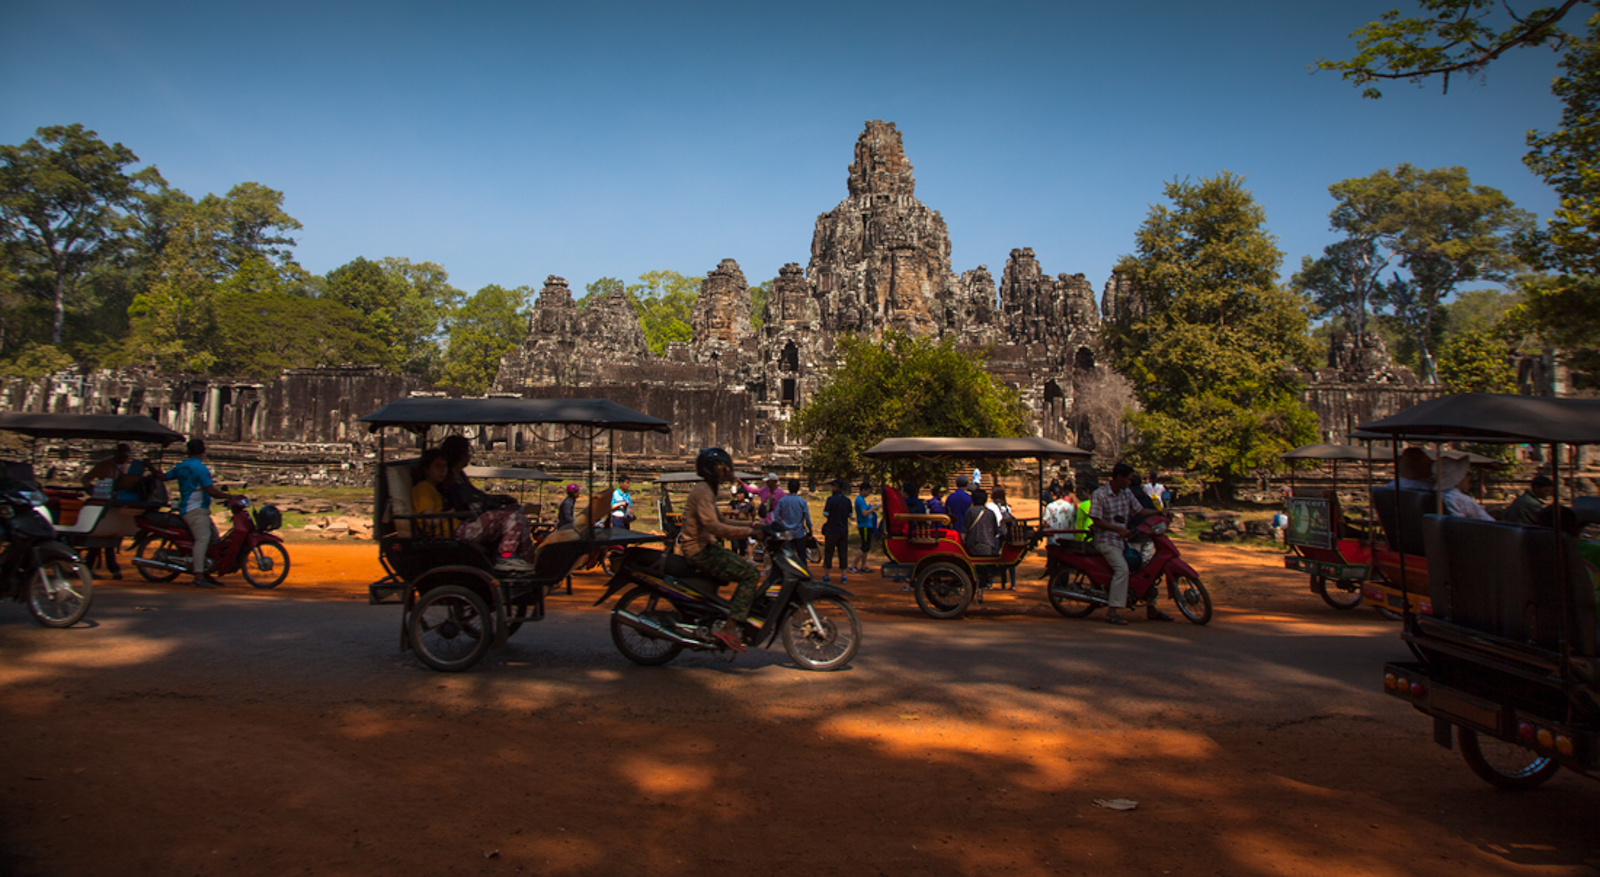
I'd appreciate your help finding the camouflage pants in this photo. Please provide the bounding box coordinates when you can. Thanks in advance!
[687,543,762,622]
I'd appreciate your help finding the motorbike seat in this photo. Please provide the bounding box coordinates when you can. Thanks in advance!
[622,546,726,595]
[144,509,190,536]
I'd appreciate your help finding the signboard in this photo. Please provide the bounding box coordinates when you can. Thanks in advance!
[1285,496,1333,550]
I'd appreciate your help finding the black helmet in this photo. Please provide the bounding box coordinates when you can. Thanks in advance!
[695,447,734,485]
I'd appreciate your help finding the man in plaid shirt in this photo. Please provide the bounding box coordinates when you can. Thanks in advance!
[1089,462,1171,625]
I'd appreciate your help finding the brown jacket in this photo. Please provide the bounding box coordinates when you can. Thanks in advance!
[680,482,752,555]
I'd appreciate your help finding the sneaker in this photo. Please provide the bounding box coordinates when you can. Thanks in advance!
[495,557,535,572]
[194,576,221,589]
[840,575,848,584]
[821,575,831,584]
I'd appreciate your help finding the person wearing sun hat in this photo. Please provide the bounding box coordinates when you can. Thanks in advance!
[1438,454,1494,521]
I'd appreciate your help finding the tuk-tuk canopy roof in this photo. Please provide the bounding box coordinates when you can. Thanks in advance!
[862,436,1090,460]
[463,465,562,482]
[359,397,670,434]
[1281,443,1376,462]
[1357,393,1600,445]
[1282,442,1499,465]
[0,412,185,445]
[655,471,761,484]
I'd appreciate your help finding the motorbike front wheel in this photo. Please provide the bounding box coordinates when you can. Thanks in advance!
[781,598,861,671]
[132,535,182,583]
[1314,575,1363,611]
[1047,568,1099,618]
[28,543,93,628]
[610,587,686,666]
[1458,728,1560,790]
[1168,574,1213,625]
[914,561,974,619]
[242,542,290,589]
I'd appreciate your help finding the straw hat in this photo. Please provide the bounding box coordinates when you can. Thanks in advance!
[1437,455,1471,491]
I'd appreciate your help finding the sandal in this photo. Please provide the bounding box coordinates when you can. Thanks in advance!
[1105,612,1130,625]
[711,627,748,653]
[1146,608,1175,622]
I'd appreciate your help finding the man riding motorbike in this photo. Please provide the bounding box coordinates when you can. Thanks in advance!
[681,447,762,652]
[1090,461,1170,625]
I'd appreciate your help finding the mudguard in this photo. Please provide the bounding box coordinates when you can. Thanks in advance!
[408,564,509,649]
[795,580,854,602]
[1165,558,1200,583]
[592,572,636,607]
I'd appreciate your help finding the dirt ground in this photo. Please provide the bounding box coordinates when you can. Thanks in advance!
[2,535,1596,876]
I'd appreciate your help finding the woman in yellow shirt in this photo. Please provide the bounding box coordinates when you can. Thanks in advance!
[411,449,451,537]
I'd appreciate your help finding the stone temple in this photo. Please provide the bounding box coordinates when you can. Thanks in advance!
[492,120,1111,467]
[4,119,1488,484]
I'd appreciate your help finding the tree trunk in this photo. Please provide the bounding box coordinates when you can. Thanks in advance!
[52,275,66,346]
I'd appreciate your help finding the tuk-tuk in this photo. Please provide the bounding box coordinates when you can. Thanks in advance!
[0,412,182,561]
[1281,443,1383,610]
[1359,393,1600,789]
[860,436,1091,619]
[358,397,670,672]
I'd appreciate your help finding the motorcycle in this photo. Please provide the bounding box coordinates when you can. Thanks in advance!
[130,495,290,588]
[1044,513,1213,624]
[595,522,861,670]
[1,482,93,627]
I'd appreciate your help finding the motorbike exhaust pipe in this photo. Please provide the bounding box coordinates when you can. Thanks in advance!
[1047,585,1106,605]
[131,556,194,576]
[612,608,704,648]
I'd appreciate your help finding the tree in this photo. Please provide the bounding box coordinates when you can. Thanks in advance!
[1316,1,1588,98]
[117,207,220,372]
[440,284,532,395]
[322,257,461,379]
[1437,328,1518,392]
[794,331,1030,485]
[629,270,698,356]
[1522,14,1600,382]
[750,280,771,333]
[1108,172,1318,496]
[1326,164,1531,383]
[1291,237,1389,347]
[0,124,165,345]
[207,259,388,377]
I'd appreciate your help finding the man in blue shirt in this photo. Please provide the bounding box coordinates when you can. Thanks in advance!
[610,475,634,530]
[163,439,232,588]
[774,478,812,558]
[944,476,972,537]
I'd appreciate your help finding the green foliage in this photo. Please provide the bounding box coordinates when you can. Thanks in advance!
[1326,164,1531,383]
[1522,13,1600,383]
[440,284,532,395]
[1108,172,1318,495]
[208,282,388,378]
[628,270,698,356]
[1315,1,1584,98]
[0,124,166,346]
[794,331,1030,487]
[1291,237,1389,346]
[0,342,75,380]
[118,206,219,373]
[323,257,461,380]
[1437,328,1518,393]
[750,280,771,333]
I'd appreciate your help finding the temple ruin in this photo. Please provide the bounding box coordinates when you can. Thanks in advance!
[3,119,1532,483]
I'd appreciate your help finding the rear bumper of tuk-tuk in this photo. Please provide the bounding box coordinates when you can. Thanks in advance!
[1383,660,1599,775]
[1361,582,1433,616]
[1283,554,1369,584]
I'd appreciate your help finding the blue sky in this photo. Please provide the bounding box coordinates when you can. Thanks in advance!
[0,0,1570,301]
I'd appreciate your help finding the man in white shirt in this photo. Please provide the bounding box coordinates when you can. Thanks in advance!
[1438,456,1494,522]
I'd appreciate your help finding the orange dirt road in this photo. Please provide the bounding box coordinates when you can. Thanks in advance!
[1,538,1594,876]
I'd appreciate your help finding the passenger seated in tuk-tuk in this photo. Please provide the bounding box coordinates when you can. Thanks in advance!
[1437,456,1494,522]
[1387,447,1434,490]
[409,449,454,538]
[1536,504,1600,620]
[439,435,536,573]
[900,482,926,514]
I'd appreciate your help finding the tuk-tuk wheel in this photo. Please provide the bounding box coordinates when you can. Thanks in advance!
[914,561,974,619]
[408,584,493,672]
[1458,728,1560,791]
[1314,576,1362,611]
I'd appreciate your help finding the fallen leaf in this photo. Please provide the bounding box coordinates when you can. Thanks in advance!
[899,714,919,720]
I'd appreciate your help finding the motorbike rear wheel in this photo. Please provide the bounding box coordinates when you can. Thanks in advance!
[1047,568,1099,618]
[913,561,974,619]
[781,598,861,671]
[408,584,493,672]
[611,587,686,666]
[1314,575,1363,611]
[242,542,290,589]
[1458,728,1560,790]
[27,542,93,628]
[1169,574,1213,625]
[132,535,182,583]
